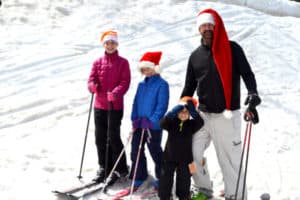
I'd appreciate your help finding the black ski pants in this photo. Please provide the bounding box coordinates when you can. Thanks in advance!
[94,108,128,175]
[159,160,191,200]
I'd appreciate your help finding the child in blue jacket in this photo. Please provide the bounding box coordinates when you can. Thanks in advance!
[130,51,169,190]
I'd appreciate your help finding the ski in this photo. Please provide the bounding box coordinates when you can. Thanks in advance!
[111,188,132,200]
[134,188,158,200]
[99,187,138,200]
[68,182,105,199]
[52,181,98,195]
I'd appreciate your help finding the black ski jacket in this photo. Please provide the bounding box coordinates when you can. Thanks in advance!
[160,114,203,163]
[181,41,258,113]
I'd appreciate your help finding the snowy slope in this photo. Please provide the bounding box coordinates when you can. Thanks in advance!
[206,0,300,17]
[1,0,300,199]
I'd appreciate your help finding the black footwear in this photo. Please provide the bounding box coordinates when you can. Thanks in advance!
[92,168,105,183]
[119,169,129,178]
[106,171,120,186]
[179,197,191,200]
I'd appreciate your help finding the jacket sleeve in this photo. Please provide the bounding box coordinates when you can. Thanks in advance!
[180,57,197,98]
[112,59,131,97]
[88,59,100,86]
[131,84,140,121]
[190,115,204,134]
[149,80,169,124]
[232,42,258,94]
[160,116,172,131]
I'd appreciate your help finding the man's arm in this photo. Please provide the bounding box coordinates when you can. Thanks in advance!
[180,57,197,98]
[232,41,258,94]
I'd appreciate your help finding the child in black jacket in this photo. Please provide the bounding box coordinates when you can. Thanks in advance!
[159,97,204,200]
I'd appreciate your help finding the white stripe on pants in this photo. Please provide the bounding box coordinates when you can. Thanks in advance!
[192,110,247,199]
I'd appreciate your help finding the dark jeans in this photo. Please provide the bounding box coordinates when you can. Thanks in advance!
[159,160,191,199]
[94,108,128,175]
[130,128,163,182]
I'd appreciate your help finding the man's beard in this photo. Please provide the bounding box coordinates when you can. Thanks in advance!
[201,30,213,47]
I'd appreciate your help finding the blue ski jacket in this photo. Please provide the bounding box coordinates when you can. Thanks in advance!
[131,74,169,131]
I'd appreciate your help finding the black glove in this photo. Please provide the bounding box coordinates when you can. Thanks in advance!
[244,93,261,109]
[244,107,259,124]
[166,104,184,119]
[244,93,261,124]
[186,100,199,118]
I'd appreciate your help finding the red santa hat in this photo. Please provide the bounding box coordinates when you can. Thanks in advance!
[196,12,215,28]
[198,8,232,110]
[100,30,118,44]
[138,51,162,73]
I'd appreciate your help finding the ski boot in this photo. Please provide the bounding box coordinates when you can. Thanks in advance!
[92,167,105,183]
[191,187,213,200]
[191,192,209,200]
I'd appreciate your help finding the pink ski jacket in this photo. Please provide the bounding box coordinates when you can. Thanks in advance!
[88,51,131,110]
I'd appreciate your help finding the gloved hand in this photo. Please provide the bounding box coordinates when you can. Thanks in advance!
[244,93,261,124]
[166,104,184,119]
[140,118,153,129]
[244,107,259,124]
[186,100,199,118]
[244,93,261,109]
[107,92,117,102]
[88,83,97,93]
[132,118,141,129]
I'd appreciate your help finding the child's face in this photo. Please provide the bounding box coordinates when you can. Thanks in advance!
[178,107,190,121]
[141,67,156,77]
[103,40,118,54]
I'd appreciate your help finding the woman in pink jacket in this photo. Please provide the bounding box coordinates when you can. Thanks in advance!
[87,30,131,186]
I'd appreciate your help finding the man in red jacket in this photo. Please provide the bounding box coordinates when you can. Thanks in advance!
[87,30,131,186]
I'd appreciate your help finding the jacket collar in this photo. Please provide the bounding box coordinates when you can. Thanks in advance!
[200,39,212,51]
[144,74,160,83]
[104,50,119,61]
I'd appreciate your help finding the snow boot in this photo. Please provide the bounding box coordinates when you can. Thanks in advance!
[179,196,191,200]
[191,192,209,200]
[191,187,213,200]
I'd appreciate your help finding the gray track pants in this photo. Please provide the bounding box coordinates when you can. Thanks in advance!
[192,110,247,200]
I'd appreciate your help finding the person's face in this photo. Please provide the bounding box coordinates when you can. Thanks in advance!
[141,67,156,77]
[178,107,190,121]
[103,40,118,54]
[199,23,214,41]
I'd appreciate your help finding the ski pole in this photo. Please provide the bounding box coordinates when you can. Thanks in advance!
[130,128,146,199]
[242,122,252,200]
[77,93,94,179]
[104,101,113,182]
[234,122,250,199]
[101,132,133,192]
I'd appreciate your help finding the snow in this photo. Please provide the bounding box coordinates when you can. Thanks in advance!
[1,0,300,199]
[206,0,300,17]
